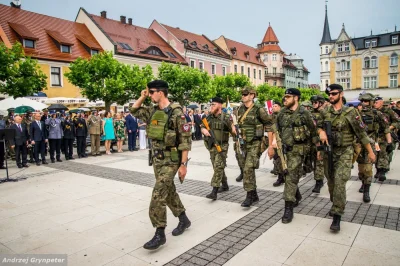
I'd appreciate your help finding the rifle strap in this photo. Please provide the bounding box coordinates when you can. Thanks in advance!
[238,103,254,124]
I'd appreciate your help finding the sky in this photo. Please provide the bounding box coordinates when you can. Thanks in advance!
[2,0,399,84]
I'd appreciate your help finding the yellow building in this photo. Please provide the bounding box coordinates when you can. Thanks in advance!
[319,4,400,98]
[0,3,103,102]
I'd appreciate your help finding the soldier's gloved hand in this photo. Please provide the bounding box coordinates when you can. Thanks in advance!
[386,143,394,153]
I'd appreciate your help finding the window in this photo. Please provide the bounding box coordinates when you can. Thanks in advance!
[273,80,277,86]
[365,40,370,48]
[321,62,323,71]
[337,43,343,52]
[392,36,399,45]
[147,49,161,56]
[241,66,244,74]
[259,69,262,80]
[371,76,377,88]
[51,67,61,86]
[298,82,301,88]
[344,42,350,51]
[273,67,276,75]
[190,60,195,68]
[346,78,350,89]
[371,56,377,68]
[233,64,237,74]
[199,62,204,71]
[325,46,328,54]
[60,44,71,53]
[91,49,99,56]
[390,74,398,87]
[263,54,268,62]
[272,54,277,61]
[298,71,301,77]
[118,42,133,50]
[371,39,377,47]
[265,68,268,75]
[364,57,370,68]
[390,53,398,66]
[325,61,328,72]
[341,60,346,71]
[364,77,370,89]
[247,67,250,78]
[23,39,35,48]
[222,66,226,76]
[165,52,176,58]
[347,61,351,70]
[211,64,216,75]
[253,69,256,79]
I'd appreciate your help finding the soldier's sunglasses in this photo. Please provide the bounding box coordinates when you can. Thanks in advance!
[149,90,159,95]
[327,92,339,96]
[241,93,249,96]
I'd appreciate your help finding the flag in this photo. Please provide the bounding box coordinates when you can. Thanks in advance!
[265,100,274,115]
[226,96,233,113]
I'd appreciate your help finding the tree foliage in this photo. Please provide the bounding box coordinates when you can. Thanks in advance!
[0,42,47,98]
[65,51,153,110]
[256,84,322,105]
[211,73,250,103]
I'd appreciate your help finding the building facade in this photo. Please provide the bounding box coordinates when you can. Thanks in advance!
[320,4,400,98]
[285,54,310,88]
[150,20,231,76]
[214,36,265,86]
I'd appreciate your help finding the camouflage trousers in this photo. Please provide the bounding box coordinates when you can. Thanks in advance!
[311,146,324,181]
[234,141,245,169]
[273,150,283,174]
[149,157,185,228]
[325,146,353,216]
[242,140,261,192]
[376,142,389,171]
[357,144,376,185]
[303,144,313,174]
[283,145,305,202]
[209,143,229,187]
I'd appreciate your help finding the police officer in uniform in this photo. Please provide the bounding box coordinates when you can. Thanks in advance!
[356,93,391,202]
[75,112,88,158]
[201,97,236,200]
[237,87,273,207]
[373,96,400,180]
[131,80,192,250]
[270,88,317,224]
[318,84,375,232]
[45,111,63,163]
[310,95,326,193]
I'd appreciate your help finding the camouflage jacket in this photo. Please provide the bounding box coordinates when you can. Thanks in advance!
[376,106,400,130]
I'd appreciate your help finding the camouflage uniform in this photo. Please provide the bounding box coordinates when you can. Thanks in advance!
[319,105,370,215]
[131,103,191,228]
[310,109,324,182]
[232,108,245,181]
[271,112,283,175]
[202,112,233,188]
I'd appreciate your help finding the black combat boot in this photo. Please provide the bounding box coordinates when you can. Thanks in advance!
[330,214,341,232]
[378,169,387,182]
[172,212,191,236]
[273,174,284,187]
[236,168,243,182]
[294,188,302,207]
[312,180,324,193]
[241,191,254,207]
[218,180,229,193]
[206,187,218,200]
[252,190,259,203]
[282,201,294,224]
[359,181,364,193]
[143,227,166,250]
[363,184,371,203]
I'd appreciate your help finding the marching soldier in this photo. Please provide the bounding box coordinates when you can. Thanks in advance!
[310,95,326,193]
[237,87,273,207]
[131,80,192,250]
[75,112,88,158]
[271,101,285,187]
[318,84,375,232]
[201,97,236,200]
[232,107,245,182]
[356,93,390,202]
[270,88,317,224]
[373,96,400,180]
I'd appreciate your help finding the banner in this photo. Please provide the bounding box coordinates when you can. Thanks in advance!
[265,100,274,115]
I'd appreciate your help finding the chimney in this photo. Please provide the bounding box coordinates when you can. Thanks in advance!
[100,11,107,18]
[128,18,132,25]
[120,16,126,24]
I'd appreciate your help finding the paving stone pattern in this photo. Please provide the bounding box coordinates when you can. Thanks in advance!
[349,175,400,186]
[44,161,400,266]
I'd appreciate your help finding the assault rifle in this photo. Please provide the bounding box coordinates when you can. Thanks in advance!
[274,129,288,175]
[202,118,222,152]
[317,121,333,179]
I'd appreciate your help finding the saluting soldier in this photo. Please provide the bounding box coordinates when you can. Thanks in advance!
[270,88,317,224]
[201,97,236,200]
[237,87,273,207]
[131,80,192,250]
[318,84,376,232]
[373,96,400,180]
[62,113,76,160]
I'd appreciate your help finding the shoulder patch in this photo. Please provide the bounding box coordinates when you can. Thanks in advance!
[359,121,366,129]
[181,115,186,120]
[182,123,190,132]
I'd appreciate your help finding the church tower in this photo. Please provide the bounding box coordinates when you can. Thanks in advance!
[320,2,334,90]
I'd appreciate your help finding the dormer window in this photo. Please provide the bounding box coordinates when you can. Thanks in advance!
[140,46,167,58]
[91,49,99,56]
[371,39,377,47]
[190,41,197,48]
[23,39,35,48]
[392,36,398,45]
[344,42,350,51]
[365,40,371,48]
[61,44,71,53]
[203,44,209,51]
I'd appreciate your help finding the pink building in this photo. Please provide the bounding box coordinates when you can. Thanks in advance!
[150,20,231,76]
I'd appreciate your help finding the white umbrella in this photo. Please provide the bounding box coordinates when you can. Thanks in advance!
[0,97,47,111]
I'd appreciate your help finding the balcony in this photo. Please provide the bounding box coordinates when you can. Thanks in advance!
[265,73,285,79]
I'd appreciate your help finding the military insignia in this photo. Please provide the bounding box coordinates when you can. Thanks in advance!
[383,117,388,123]
[355,116,360,120]
[182,124,190,132]
[181,115,186,120]
[151,120,158,125]
[359,122,366,128]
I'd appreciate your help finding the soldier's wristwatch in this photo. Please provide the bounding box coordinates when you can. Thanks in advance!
[180,161,188,167]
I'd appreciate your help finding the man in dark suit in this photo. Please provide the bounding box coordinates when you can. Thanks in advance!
[125,111,138,151]
[30,113,49,166]
[74,112,88,158]
[62,114,75,160]
[194,109,202,140]
[10,115,29,168]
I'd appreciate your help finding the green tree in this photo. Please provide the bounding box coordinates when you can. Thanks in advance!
[212,73,250,103]
[256,84,323,105]
[65,52,153,111]
[0,42,47,98]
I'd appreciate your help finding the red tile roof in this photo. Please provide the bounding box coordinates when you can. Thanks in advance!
[162,24,229,58]
[258,44,283,53]
[88,13,187,64]
[283,58,296,69]
[224,37,264,66]
[0,4,102,62]
[262,25,279,43]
